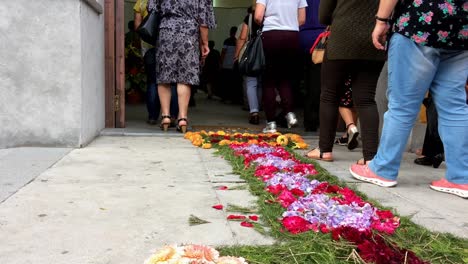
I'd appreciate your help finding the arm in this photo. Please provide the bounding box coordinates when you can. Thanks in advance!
[318,0,337,25]
[200,26,210,59]
[298,7,306,26]
[234,24,249,61]
[254,3,265,25]
[372,0,399,50]
[134,12,143,29]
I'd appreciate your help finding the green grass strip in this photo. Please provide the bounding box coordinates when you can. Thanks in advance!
[214,145,468,264]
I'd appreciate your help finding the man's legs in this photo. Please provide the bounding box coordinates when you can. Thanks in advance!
[369,33,438,180]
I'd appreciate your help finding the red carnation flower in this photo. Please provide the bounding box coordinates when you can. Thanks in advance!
[248,215,259,221]
[282,216,311,234]
[240,221,254,228]
[212,204,223,210]
[278,190,297,208]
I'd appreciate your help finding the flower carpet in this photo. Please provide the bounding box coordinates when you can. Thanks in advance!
[145,131,466,264]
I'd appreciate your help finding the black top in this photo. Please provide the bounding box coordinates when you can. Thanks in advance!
[392,0,467,50]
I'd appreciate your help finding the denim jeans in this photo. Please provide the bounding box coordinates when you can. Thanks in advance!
[245,76,262,113]
[146,82,160,120]
[370,33,468,184]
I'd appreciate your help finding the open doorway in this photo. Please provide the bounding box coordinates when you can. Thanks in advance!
[105,0,308,134]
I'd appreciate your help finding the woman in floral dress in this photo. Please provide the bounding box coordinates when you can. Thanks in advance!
[148,0,216,132]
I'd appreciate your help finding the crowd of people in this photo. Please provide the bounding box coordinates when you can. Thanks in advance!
[130,0,467,198]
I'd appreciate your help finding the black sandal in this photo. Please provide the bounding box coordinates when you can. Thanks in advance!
[177,118,188,133]
[160,115,171,132]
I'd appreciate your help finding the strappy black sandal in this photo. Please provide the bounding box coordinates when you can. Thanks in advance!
[160,115,171,132]
[176,117,188,133]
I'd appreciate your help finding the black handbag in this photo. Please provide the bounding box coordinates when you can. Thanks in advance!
[238,29,265,77]
[137,10,160,45]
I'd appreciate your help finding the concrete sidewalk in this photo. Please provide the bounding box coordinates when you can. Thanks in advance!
[0,136,466,264]
[0,137,273,264]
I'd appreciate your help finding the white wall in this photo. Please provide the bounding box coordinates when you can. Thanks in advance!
[0,0,105,148]
[0,0,82,148]
[80,0,105,147]
[211,8,247,51]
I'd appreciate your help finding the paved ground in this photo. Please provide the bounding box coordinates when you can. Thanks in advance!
[0,137,273,264]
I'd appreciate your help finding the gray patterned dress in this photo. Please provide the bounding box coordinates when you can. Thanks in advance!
[148,0,216,86]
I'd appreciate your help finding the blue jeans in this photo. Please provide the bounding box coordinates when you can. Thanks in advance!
[146,82,160,120]
[370,33,468,184]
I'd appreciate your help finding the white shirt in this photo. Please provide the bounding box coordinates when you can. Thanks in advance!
[256,0,308,32]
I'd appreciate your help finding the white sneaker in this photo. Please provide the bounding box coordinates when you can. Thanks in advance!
[262,121,277,133]
[285,112,298,128]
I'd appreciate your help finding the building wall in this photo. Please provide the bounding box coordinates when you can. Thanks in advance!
[80,0,105,147]
[0,0,105,148]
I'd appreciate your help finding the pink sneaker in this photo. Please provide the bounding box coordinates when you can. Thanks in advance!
[430,178,468,198]
[349,163,397,187]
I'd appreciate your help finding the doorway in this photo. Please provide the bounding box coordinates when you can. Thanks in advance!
[104,0,308,134]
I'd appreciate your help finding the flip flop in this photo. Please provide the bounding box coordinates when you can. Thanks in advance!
[305,148,334,162]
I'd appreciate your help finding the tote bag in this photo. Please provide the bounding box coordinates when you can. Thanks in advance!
[238,29,265,77]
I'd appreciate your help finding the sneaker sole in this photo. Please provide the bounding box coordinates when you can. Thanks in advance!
[347,132,359,150]
[429,185,468,198]
[349,167,397,187]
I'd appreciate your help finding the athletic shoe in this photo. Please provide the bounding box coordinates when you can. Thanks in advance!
[430,178,468,198]
[349,163,397,187]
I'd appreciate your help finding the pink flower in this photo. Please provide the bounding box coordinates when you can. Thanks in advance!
[216,256,248,264]
[212,204,224,210]
[278,190,297,208]
[183,244,220,262]
[240,221,254,228]
[249,215,259,221]
[266,184,286,195]
[227,215,246,220]
[282,216,311,234]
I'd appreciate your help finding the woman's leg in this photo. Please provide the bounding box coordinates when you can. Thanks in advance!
[158,83,172,118]
[246,76,259,113]
[317,57,350,153]
[339,107,357,129]
[351,60,383,161]
[177,83,191,126]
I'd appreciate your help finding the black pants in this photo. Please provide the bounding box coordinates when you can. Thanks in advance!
[422,96,444,157]
[319,57,384,160]
[303,54,321,131]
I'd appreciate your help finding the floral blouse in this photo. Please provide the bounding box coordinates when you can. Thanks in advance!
[392,0,467,49]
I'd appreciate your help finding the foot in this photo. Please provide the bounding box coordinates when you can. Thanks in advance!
[305,148,333,162]
[346,123,359,150]
[249,112,260,125]
[146,119,158,125]
[356,158,370,165]
[262,121,277,133]
[430,178,468,198]
[177,117,188,133]
[349,163,397,187]
[285,112,298,128]
[334,136,348,146]
[414,156,433,166]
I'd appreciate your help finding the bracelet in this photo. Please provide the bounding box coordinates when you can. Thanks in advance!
[375,15,390,23]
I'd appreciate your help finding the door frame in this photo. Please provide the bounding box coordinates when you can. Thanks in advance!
[105,0,125,128]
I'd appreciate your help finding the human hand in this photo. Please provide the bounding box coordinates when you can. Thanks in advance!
[200,43,210,59]
[372,21,390,50]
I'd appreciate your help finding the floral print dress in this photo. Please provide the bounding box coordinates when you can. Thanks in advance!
[148,0,216,85]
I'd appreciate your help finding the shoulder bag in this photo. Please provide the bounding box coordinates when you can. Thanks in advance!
[137,0,161,45]
[238,28,265,77]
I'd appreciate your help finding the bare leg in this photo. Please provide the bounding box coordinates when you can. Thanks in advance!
[177,83,191,126]
[158,83,172,121]
[339,107,357,127]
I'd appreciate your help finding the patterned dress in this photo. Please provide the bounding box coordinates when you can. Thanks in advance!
[148,0,216,85]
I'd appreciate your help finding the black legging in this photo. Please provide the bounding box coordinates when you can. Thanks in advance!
[319,55,384,160]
